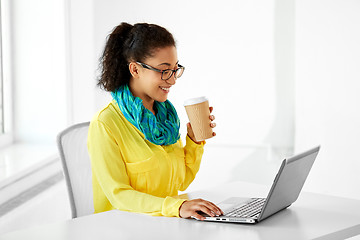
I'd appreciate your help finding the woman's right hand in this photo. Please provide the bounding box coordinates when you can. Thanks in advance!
[179,199,224,220]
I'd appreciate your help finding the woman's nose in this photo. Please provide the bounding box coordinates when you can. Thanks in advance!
[166,74,176,85]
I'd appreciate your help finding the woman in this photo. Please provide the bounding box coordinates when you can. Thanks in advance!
[87,22,223,220]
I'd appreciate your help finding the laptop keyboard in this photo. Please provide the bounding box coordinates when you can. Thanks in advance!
[226,198,266,218]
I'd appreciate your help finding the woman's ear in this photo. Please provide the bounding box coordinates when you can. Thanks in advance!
[129,62,140,78]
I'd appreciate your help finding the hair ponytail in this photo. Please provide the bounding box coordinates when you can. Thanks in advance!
[97,22,176,92]
[98,22,133,91]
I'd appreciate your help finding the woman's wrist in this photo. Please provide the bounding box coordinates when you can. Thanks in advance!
[187,134,203,145]
[179,200,187,218]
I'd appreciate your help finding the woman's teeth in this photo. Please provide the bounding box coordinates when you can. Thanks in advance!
[160,87,170,91]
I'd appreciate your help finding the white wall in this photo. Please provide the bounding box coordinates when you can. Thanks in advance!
[7,0,96,143]
[65,0,97,124]
[9,0,359,199]
[10,0,67,144]
[65,0,296,189]
[92,0,295,150]
[295,0,360,199]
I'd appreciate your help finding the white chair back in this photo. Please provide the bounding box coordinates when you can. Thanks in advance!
[57,122,94,218]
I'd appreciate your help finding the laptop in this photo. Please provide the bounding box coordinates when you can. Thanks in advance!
[195,146,320,224]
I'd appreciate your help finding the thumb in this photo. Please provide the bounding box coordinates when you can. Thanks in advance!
[187,122,193,133]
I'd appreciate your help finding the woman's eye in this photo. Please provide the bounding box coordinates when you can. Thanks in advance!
[162,70,172,79]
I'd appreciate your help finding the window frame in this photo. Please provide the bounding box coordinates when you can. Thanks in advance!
[0,0,14,147]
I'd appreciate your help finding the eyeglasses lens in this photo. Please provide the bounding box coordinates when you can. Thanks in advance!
[161,67,185,80]
[162,70,173,80]
[175,68,184,78]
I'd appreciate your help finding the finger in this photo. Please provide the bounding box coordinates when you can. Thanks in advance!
[191,213,205,221]
[201,202,222,216]
[198,205,216,217]
[209,106,213,113]
[203,201,221,215]
[196,201,219,216]
[187,122,193,134]
[206,202,224,215]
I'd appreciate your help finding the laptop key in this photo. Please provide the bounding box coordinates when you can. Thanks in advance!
[227,198,265,218]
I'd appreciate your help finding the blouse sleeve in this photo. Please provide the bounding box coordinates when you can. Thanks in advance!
[87,119,186,217]
[178,135,205,191]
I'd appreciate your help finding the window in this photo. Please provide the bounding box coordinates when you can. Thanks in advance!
[0,0,13,147]
[0,1,4,134]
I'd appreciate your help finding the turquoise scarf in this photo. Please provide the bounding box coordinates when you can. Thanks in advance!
[111,84,180,146]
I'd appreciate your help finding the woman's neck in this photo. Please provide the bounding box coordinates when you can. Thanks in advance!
[128,82,156,115]
[142,100,156,115]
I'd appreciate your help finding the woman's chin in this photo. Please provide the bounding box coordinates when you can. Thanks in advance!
[155,95,168,102]
[158,98,168,102]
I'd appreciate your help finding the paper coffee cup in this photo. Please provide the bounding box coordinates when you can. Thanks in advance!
[184,96,213,141]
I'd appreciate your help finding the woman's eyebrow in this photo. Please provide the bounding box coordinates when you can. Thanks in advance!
[157,60,179,67]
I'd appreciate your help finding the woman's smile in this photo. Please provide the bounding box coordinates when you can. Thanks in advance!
[159,86,171,93]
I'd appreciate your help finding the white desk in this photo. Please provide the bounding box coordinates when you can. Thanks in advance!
[1,181,360,240]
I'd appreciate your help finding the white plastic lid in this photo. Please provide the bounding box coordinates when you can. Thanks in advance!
[183,96,208,106]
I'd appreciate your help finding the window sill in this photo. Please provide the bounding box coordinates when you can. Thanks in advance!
[0,143,62,208]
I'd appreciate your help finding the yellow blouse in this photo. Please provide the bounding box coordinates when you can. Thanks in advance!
[87,100,205,217]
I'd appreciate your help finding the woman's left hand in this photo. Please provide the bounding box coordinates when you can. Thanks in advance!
[187,106,216,144]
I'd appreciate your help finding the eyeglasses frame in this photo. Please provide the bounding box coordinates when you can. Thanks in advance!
[135,61,185,80]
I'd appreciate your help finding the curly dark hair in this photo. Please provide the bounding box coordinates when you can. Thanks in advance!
[98,22,176,92]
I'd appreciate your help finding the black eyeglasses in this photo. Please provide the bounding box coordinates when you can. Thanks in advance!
[136,62,185,80]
